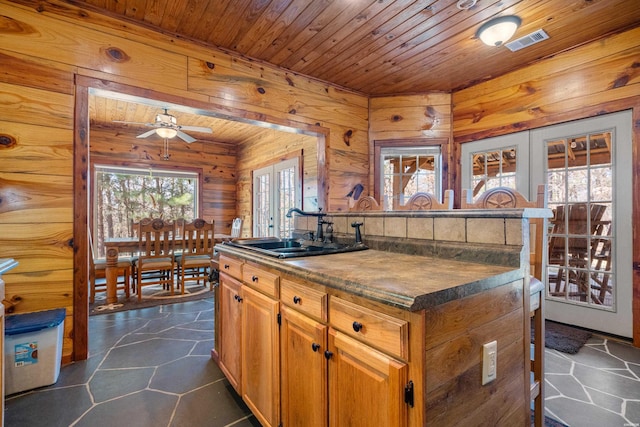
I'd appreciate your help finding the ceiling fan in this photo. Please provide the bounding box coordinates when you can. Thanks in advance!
[115,108,213,143]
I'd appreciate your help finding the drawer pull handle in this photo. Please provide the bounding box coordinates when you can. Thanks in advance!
[234,294,243,303]
[252,275,259,282]
[352,321,363,332]
[293,296,301,304]
[224,264,230,269]
[311,343,320,352]
[324,350,333,360]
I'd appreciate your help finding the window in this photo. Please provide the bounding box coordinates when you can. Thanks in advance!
[374,140,446,210]
[93,165,199,257]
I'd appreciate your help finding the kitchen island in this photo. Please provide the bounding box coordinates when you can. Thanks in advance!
[213,209,547,426]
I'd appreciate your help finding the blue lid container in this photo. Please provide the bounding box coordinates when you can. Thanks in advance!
[5,308,66,336]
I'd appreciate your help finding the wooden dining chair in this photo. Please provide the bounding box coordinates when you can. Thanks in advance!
[397,189,454,210]
[177,218,215,292]
[88,232,132,303]
[134,218,176,301]
[462,184,547,427]
[348,195,382,211]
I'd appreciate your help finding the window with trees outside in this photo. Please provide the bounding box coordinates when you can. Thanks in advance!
[93,165,199,257]
[376,143,444,210]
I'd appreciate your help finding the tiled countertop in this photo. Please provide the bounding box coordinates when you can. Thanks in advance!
[215,246,523,312]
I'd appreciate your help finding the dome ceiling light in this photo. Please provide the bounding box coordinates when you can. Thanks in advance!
[476,15,522,47]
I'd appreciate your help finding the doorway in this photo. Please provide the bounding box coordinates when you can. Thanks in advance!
[74,77,327,360]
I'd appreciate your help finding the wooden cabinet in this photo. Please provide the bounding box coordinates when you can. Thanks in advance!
[218,272,243,393]
[242,285,280,427]
[280,279,329,426]
[327,328,408,427]
[280,305,328,427]
[216,255,414,427]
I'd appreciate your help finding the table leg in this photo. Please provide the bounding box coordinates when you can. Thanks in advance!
[105,246,120,304]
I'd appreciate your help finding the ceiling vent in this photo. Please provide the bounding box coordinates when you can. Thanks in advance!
[505,29,549,52]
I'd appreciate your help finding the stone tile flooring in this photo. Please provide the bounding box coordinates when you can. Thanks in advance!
[5,298,259,427]
[545,335,640,427]
[4,298,640,426]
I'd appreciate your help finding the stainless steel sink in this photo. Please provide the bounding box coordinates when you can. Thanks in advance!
[223,237,367,258]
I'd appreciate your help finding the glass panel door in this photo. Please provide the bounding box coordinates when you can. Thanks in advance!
[253,158,300,238]
[531,110,632,337]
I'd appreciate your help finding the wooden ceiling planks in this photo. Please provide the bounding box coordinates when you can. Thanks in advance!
[72,0,640,95]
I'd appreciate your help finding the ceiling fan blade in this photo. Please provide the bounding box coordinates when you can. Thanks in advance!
[180,125,213,134]
[136,129,158,139]
[176,130,196,143]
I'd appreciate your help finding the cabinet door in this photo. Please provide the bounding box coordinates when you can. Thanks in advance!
[219,273,243,393]
[242,286,280,427]
[280,305,328,427]
[328,328,408,427]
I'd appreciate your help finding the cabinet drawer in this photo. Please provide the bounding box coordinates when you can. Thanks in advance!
[243,263,279,298]
[280,279,328,322]
[219,255,243,280]
[329,297,408,360]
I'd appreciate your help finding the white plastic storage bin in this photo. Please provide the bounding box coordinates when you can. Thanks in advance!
[4,308,65,395]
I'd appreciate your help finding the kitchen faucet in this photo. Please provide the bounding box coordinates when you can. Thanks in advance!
[285,207,327,242]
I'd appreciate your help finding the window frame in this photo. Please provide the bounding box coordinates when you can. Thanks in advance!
[91,163,203,257]
[373,138,449,209]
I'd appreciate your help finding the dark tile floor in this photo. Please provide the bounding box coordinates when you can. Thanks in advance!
[5,298,259,427]
[5,298,640,427]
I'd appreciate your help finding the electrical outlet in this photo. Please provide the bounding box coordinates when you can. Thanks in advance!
[482,340,497,385]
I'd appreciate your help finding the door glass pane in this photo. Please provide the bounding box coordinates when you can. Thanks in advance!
[469,148,517,201]
[254,173,270,237]
[278,166,296,238]
[546,132,614,309]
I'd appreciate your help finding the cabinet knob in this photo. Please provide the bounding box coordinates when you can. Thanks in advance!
[324,350,333,360]
[252,275,259,282]
[293,296,301,304]
[311,343,320,352]
[234,294,243,303]
[352,321,363,332]
[224,264,230,269]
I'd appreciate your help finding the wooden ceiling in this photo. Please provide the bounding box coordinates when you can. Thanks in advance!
[74,0,640,95]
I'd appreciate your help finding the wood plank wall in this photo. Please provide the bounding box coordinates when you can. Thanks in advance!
[368,94,453,199]
[0,0,368,360]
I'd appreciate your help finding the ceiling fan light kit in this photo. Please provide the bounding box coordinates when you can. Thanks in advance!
[476,15,522,47]
[155,127,178,139]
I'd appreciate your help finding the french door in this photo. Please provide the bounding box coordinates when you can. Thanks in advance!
[531,111,632,337]
[461,111,632,337]
[253,158,300,238]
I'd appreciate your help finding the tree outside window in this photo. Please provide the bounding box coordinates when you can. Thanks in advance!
[93,166,199,257]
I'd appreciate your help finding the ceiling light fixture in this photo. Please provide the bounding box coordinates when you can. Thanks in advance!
[476,15,522,47]
[155,127,178,139]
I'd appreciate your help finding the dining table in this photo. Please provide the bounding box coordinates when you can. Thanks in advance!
[102,233,231,305]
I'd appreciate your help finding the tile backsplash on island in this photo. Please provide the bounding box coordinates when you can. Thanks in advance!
[292,209,549,269]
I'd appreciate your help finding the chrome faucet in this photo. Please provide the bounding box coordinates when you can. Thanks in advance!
[286,207,327,242]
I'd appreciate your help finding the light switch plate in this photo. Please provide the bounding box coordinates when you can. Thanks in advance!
[482,340,497,385]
